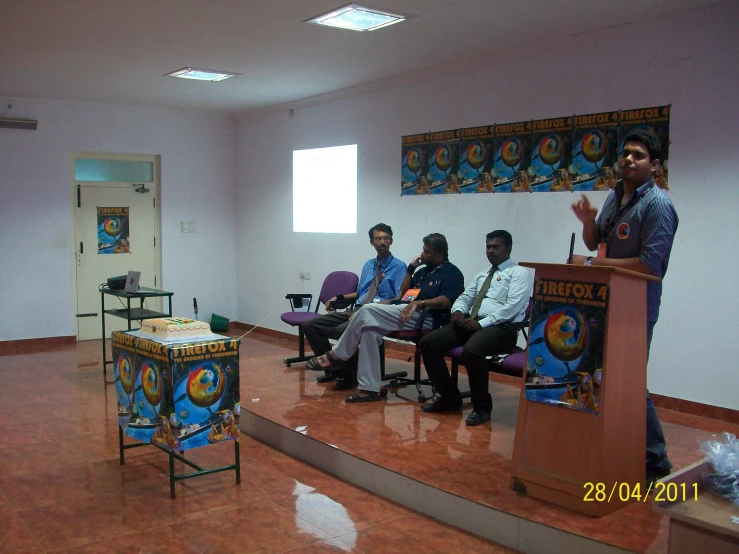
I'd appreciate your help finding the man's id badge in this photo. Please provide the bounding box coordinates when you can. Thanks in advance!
[402,288,421,302]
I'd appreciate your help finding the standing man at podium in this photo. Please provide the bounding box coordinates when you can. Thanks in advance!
[570,128,678,484]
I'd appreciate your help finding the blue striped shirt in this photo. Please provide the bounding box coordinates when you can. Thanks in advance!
[595,179,679,322]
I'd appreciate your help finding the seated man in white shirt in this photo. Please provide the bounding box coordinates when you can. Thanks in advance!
[418,230,533,426]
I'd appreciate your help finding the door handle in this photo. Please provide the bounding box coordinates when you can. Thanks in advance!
[80,241,84,254]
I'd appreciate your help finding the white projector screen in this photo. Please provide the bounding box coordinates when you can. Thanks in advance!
[293,144,357,233]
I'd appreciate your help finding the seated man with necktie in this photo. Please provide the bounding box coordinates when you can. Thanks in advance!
[313,233,464,403]
[418,230,533,426]
[303,223,407,388]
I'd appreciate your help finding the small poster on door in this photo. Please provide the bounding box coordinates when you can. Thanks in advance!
[97,206,130,254]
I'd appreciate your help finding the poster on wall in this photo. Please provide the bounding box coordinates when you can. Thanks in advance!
[529,116,574,192]
[401,133,429,196]
[619,105,671,190]
[400,105,671,195]
[425,129,461,195]
[571,111,619,192]
[97,207,130,254]
[458,125,496,194]
[524,279,609,415]
[492,120,532,192]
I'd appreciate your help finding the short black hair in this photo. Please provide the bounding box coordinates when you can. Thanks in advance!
[423,233,449,261]
[368,223,393,240]
[622,129,662,163]
[486,230,512,248]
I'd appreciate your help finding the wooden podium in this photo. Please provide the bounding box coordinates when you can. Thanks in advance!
[511,263,659,517]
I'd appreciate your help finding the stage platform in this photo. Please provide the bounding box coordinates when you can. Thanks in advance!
[240,331,739,554]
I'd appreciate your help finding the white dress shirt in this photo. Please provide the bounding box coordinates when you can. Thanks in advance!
[451,258,533,328]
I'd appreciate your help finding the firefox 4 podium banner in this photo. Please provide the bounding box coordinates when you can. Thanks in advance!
[112,332,240,452]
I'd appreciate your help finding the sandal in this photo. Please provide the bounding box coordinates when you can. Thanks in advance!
[345,388,388,403]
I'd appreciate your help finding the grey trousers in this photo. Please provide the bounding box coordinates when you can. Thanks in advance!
[332,303,433,393]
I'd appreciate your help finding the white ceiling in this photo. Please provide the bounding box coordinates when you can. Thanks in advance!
[0,0,725,114]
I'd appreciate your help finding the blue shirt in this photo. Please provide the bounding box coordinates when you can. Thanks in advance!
[411,261,464,304]
[357,254,407,305]
[595,179,678,322]
[452,259,533,328]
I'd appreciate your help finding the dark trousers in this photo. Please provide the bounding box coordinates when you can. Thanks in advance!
[418,322,517,413]
[646,321,671,474]
[302,311,358,382]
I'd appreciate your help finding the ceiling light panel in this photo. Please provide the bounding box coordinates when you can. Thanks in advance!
[307,4,406,32]
[164,67,241,82]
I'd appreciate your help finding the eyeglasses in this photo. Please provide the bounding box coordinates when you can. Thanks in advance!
[373,236,392,242]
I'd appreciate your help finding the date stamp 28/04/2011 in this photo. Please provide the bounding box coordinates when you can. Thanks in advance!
[583,481,698,503]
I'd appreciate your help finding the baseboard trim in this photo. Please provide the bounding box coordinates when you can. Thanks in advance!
[0,336,77,356]
[235,321,739,425]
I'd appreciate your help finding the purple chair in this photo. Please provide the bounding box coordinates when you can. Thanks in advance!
[446,297,532,400]
[281,270,359,367]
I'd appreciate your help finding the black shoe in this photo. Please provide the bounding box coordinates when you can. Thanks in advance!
[316,371,340,383]
[421,397,462,413]
[646,469,670,487]
[465,410,491,426]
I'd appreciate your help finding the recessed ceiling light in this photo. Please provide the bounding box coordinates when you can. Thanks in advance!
[164,67,241,82]
[306,3,407,32]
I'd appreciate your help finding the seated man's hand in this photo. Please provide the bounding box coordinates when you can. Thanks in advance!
[458,318,482,332]
[325,297,336,312]
[400,301,420,323]
[450,311,465,326]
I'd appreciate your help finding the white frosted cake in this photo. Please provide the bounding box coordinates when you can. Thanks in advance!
[140,317,211,340]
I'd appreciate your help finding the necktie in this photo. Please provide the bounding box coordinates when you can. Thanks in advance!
[469,266,497,319]
[363,261,382,305]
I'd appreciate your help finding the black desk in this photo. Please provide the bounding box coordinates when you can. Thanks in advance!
[100,286,173,374]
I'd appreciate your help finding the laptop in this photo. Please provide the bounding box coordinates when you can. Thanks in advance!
[124,271,141,293]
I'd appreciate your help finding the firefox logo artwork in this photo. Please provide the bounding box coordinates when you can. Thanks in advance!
[186,363,227,409]
[537,134,564,167]
[544,309,589,362]
[116,353,134,395]
[141,361,163,407]
[434,145,453,172]
[405,147,424,175]
[580,130,608,164]
[103,217,121,237]
[464,141,486,170]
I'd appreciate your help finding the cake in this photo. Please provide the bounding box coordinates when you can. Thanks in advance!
[140,317,211,340]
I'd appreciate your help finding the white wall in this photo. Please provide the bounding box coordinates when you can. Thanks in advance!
[235,4,739,409]
[0,97,238,341]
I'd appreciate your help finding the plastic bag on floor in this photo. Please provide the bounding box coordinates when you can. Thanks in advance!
[699,432,739,506]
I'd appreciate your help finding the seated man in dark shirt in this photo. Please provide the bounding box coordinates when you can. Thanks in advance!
[314,233,464,402]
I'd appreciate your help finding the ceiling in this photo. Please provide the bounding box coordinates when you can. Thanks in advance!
[0,0,724,114]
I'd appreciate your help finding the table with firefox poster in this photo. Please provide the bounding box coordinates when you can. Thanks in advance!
[111,330,241,497]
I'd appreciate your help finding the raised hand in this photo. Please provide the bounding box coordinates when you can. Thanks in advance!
[571,194,597,224]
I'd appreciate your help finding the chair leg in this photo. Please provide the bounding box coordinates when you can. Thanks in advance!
[380,340,408,382]
[284,327,312,367]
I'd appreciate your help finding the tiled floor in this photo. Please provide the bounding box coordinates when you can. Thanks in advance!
[0,338,517,553]
[238,332,739,554]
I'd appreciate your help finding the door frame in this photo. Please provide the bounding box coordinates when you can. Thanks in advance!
[70,151,163,340]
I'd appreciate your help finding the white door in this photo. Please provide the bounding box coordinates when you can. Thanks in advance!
[74,181,159,340]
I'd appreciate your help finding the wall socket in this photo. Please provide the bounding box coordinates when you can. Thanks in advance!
[180,220,197,233]
[299,270,311,280]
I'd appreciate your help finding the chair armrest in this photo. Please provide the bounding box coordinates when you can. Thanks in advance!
[285,293,312,311]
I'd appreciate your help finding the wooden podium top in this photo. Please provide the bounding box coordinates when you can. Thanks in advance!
[519,262,661,283]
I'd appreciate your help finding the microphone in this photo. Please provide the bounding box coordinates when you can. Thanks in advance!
[567,232,576,265]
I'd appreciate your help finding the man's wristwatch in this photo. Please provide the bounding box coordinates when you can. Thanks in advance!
[584,256,593,266]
